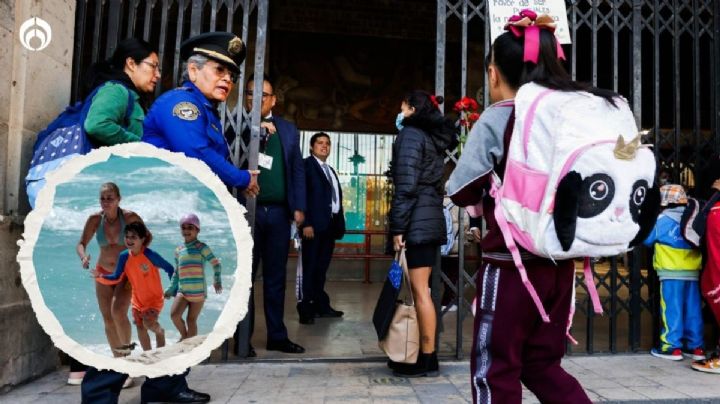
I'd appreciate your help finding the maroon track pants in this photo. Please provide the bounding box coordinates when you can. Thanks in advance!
[470,259,591,404]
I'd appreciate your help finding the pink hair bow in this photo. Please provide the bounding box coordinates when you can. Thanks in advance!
[505,9,566,64]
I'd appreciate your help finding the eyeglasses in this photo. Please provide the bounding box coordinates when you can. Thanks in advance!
[141,60,162,74]
[207,62,238,82]
[246,91,274,98]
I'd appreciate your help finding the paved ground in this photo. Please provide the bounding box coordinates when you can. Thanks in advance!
[3,354,720,403]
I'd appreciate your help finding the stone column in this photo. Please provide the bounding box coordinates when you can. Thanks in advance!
[0,0,76,390]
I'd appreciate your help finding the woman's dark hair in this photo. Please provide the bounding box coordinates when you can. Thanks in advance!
[487,30,617,105]
[124,221,149,239]
[402,90,444,119]
[84,38,157,97]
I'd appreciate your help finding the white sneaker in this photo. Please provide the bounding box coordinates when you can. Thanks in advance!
[67,371,85,386]
[442,304,458,312]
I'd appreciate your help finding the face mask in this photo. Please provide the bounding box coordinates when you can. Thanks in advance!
[395,112,405,131]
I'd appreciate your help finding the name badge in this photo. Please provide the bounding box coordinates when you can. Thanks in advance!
[259,153,274,170]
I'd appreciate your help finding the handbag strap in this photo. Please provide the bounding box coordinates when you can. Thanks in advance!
[397,248,415,306]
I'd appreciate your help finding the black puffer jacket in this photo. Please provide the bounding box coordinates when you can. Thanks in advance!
[389,112,457,246]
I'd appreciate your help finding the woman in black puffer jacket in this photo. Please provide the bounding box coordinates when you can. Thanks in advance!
[389,90,457,377]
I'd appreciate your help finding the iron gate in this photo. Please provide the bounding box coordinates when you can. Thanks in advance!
[437,0,720,357]
[71,0,720,359]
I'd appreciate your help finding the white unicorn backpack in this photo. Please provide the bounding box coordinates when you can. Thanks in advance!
[491,82,659,323]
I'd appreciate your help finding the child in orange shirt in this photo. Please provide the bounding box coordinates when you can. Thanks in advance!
[99,222,174,352]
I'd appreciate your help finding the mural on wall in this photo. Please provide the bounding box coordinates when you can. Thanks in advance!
[270,31,436,133]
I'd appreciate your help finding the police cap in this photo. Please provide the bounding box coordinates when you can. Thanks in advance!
[180,32,245,73]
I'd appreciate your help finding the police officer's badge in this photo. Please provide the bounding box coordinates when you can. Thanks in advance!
[228,37,243,55]
[173,102,200,121]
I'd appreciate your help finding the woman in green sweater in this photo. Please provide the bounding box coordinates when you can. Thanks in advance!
[82,38,161,146]
[68,39,160,386]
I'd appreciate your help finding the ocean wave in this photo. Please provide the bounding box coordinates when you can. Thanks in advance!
[42,206,99,231]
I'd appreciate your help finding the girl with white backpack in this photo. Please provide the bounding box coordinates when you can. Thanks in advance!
[447,10,659,404]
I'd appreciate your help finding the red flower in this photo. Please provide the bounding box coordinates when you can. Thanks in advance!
[468,112,480,122]
[459,119,467,127]
[467,98,479,111]
[455,96,479,112]
[454,100,464,112]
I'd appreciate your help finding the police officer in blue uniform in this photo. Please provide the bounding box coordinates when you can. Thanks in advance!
[81,32,252,404]
[143,31,259,194]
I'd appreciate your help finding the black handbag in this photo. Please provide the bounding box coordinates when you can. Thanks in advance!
[372,250,404,340]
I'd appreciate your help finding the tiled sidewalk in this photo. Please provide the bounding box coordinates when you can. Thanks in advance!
[2,354,720,403]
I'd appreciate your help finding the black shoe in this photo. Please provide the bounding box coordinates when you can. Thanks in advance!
[316,307,344,318]
[299,315,315,325]
[247,344,257,358]
[142,389,210,404]
[266,338,306,353]
[387,359,401,370]
[393,352,439,378]
[186,389,211,401]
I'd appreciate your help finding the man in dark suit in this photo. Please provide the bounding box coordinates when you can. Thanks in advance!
[297,132,346,324]
[245,74,307,354]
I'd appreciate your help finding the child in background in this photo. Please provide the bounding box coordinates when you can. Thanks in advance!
[100,221,174,352]
[644,184,706,361]
[165,213,222,340]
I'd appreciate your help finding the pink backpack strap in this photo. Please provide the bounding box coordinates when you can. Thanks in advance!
[521,89,555,160]
[584,257,604,314]
[490,176,551,323]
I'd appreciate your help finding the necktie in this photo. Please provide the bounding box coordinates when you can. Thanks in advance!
[322,164,338,204]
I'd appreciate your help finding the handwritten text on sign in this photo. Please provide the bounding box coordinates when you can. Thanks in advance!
[488,0,571,45]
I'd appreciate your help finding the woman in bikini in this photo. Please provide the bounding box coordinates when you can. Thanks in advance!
[77,182,151,358]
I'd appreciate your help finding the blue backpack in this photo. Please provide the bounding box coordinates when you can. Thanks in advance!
[25,82,133,208]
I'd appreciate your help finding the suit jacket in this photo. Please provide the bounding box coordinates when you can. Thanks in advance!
[303,156,346,239]
[274,116,306,214]
[236,115,306,214]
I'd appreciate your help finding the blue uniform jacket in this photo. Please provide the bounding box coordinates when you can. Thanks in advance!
[142,81,250,188]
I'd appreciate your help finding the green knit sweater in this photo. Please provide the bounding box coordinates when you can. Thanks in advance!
[83,82,144,145]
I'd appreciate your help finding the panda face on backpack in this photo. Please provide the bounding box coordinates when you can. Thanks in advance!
[548,141,659,256]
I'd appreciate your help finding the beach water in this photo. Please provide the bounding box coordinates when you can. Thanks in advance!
[33,156,239,356]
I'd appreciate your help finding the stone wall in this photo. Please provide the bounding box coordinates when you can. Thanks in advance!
[0,0,76,391]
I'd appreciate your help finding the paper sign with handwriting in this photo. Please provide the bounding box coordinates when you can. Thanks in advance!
[488,0,571,45]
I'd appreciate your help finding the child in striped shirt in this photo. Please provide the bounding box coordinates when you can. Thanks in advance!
[164,213,222,340]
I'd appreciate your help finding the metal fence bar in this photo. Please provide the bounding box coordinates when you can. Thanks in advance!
[674,1,681,183]
[632,0,642,125]
[653,1,661,168]
[127,0,139,36]
[233,0,267,359]
[106,0,123,56]
[71,0,89,101]
[609,257,618,353]
[91,1,104,64]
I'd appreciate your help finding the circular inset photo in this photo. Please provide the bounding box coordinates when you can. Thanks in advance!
[17,143,252,377]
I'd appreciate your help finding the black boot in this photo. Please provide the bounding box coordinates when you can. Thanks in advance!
[386,359,401,370]
[393,352,439,377]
